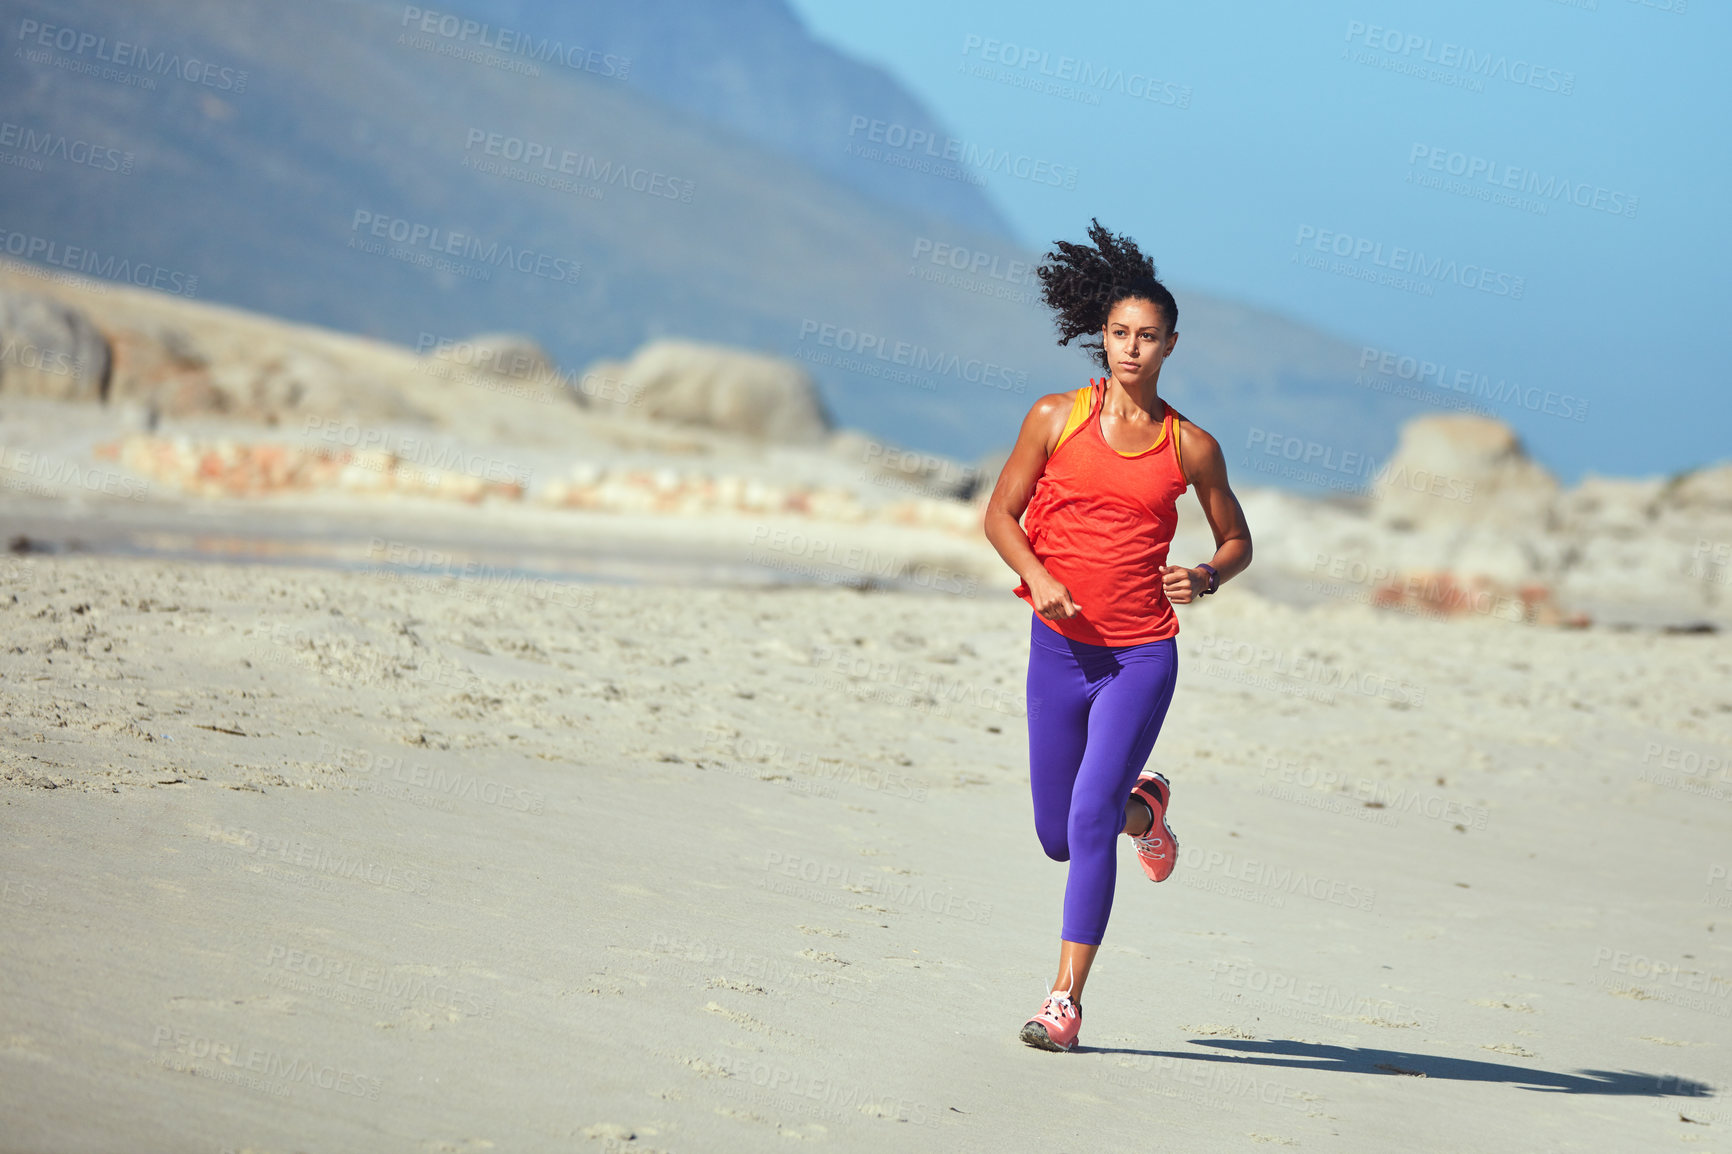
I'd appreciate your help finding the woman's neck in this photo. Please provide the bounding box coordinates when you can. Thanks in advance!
[1104,372,1163,418]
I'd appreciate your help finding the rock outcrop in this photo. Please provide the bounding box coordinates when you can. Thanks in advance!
[1660,463,1732,516]
[0,290,111,402]
[417,333,559,387]
[1371,414,1559,531]
[827,430,982,501]
[582,339,832,444]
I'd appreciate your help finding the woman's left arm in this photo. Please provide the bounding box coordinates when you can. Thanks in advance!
[1161,421,1252,605]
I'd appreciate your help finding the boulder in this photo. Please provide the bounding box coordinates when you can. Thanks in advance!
[575,358,635,409]
[828,429,981,500]
[0,289,111,402]
[1552,474,1664,537]
[584,339,832,444]
[104,325,228,416]
[418,332,558,386]
[1371,414,1557,531]
[1658,462,1732,515]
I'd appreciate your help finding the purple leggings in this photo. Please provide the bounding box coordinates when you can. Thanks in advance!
[1026,614,1178,946]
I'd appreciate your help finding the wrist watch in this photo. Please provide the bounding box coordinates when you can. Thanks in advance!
[1196,563,1219,595]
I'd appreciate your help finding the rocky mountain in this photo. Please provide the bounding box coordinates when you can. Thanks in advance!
[437,0,1016,237]
[0,0,1433,476]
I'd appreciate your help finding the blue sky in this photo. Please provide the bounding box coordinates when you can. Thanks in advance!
[788,0,1729,483]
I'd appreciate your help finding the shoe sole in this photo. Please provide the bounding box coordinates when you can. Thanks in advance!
[1019,1020,1076,1051]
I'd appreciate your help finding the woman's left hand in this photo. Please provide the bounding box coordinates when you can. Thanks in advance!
[1159,564,1205,604]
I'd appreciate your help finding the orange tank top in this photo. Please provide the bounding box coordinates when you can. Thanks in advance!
[1013,380,1190,646]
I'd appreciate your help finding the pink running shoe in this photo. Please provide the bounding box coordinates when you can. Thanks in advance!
[1020,990,1081,1052]
[1128,771,1177,882]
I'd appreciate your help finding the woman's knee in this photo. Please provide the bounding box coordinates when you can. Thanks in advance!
[1067,805,1122,853]
[1034,821,1070,862]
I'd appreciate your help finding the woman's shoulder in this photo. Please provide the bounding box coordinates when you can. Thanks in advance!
[1027,386,1091,435]
[1168,408,1224,478]
[1034,382,1095,413]
[1170,410,1219,449]
[1031,388,1081,415]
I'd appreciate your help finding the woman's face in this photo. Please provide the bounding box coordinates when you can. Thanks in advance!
[1101,297,1177,389]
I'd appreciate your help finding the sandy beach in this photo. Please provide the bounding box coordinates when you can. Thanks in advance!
[2,543,1727,1153]
[4,1,1727,1148]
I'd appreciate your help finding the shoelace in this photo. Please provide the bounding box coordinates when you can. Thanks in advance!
[1038,994,1076,1025]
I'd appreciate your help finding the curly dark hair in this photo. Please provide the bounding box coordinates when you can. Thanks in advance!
[1036,218,1178,370]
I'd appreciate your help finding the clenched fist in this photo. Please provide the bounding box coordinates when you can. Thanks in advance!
[1160,564,1206,605]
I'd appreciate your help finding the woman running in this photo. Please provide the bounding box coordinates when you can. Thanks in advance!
[983,220,1252,1052]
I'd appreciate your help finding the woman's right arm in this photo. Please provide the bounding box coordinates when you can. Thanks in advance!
[982,392,1083,620]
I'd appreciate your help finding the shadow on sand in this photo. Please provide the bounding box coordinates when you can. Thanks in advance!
[1076,1038,1716,1097]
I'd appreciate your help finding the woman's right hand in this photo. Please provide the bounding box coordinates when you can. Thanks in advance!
[1026,571,1081,620]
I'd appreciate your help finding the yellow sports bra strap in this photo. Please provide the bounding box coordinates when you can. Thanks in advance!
[1054,384,1096,453]
[1169,409,1182,476]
